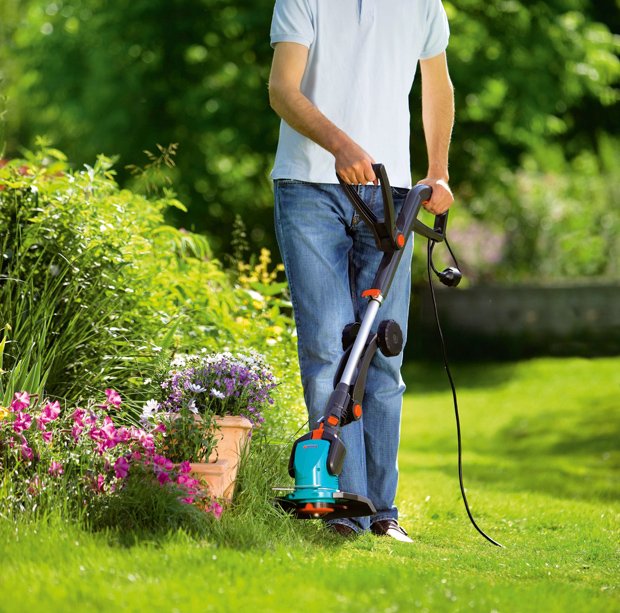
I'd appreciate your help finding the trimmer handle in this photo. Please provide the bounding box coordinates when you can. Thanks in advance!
[336,163,400,251]
[337,163,449,248]
[407,185,449,244]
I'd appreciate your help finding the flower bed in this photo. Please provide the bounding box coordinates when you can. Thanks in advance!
[0,389,222,523]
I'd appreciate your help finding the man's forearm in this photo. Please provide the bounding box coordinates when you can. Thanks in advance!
[421,55,455,181]
[422,83,454,180]
[417,52,455,214]
[269,86,349,159]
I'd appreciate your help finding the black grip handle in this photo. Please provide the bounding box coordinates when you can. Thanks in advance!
[336,164,449,245]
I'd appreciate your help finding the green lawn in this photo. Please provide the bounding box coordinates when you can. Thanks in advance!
[1,357,618,612]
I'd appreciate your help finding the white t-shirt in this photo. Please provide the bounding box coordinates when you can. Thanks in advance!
[270,0,450,187]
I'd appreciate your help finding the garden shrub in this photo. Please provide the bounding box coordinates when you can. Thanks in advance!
[0,144,305,439]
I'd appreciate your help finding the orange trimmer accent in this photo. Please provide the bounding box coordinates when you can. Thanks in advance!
[361,288,382,299]
[311,423,325,439]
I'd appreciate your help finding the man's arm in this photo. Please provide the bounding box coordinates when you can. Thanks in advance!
[417,51,455,214]
[268,42,376,184]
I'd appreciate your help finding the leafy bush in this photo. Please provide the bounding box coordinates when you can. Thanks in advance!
[0,145,305,438]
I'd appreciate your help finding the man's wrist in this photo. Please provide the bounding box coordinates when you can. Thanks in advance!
[328,129,352,157]
[426,168,450,182]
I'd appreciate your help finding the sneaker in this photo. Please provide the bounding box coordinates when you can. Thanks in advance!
[326,522,357,538]
[370,519,413,543]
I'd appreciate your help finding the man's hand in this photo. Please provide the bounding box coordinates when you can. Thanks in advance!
[334,136,377,185]
[417,176,454,214]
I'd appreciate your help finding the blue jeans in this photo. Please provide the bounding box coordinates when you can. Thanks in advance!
[274,180,414,532]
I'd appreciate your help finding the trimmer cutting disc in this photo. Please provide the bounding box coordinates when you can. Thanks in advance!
[275,491,376,520]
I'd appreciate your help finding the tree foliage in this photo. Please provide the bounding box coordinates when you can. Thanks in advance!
[1,0,618,278]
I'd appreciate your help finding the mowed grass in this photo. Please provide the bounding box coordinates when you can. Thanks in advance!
[1,357,618,612]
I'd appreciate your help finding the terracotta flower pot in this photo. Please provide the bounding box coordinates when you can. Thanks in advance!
[191,415,252,502]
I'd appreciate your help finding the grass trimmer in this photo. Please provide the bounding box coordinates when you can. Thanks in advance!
[274,164,452,520]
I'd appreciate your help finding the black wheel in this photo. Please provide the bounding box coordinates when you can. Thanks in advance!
[377,320,403,357]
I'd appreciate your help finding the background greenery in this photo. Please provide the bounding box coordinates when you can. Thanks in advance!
[1,0,618,281]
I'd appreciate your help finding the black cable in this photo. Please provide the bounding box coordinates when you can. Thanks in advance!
[426,239,503,548]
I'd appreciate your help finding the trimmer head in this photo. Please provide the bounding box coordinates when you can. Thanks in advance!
[275,490,376,520]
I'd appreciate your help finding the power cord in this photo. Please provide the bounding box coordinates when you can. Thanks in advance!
[426,239,504,548]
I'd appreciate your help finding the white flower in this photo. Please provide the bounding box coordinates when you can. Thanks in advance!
[141,399,159,420]
[188,383,207,393]
[210,388,225,399]
[188,400,198,414]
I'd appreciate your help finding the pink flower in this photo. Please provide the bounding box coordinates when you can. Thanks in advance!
[135,430,155,452]
[40,400,61,424]
[101,416,117,442]
[157,471,171,485]
[153,454,174,471]
[28,475,41,495]
[114,456,130,479]
[10,391,30,412]
[179,461,192,474]
[210,502,223,519]
[114,427,131,443]
[42,430,53,444]
[13,412,32,434]
[72,408,86,425]
[84,411,98,426]
[71,424,83,442]
[49,461,64,477]
[96,474,105,492]
[104,388,122,409]
[177,474,197,487]
[21,442,34,461]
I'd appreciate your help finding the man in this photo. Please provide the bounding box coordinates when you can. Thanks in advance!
[269,0,455,541]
